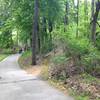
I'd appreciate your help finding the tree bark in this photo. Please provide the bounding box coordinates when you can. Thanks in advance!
[76,0,79,37]
[64,1,69,32]
[84,0,88,21]
[48,19,53,33]
[32,0,39,65]
[91,0,100,44]
[42,17,47,33]
[91,0,95,20]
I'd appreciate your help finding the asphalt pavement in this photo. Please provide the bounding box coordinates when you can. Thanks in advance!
[0,54,74,100]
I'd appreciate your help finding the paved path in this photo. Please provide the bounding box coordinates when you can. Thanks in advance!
[0,54,74,100]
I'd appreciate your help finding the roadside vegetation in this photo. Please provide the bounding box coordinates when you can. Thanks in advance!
[0,54,8,61]
[19,50,100,100]
[0,49,13,61]
[0,48,19,62]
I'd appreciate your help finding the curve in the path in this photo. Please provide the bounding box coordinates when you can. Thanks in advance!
[0,54,74,100]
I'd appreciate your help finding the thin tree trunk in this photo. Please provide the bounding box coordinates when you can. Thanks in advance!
[84,0,88,21]
[16,31,19,46]
[42,16,47,44]
[48,20,53,33]
[76,0,79,37]
[37,25,40,53]
[91,0,95,20]
[84,0,88,36]
[32,0,39,65]
[64,1,69,32]
[48,19,53,51]
[42,17,47,33]
[30,32,32,48]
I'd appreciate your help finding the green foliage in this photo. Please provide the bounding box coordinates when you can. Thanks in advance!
[51,55,68,65]
[81,47,100,76]
[0,54,9,61]
[21,50,31,58]
[2,49,12,54]
[67,38,90,56]
[0,31,13,48]
[0,1,100,100]
[40,37,53,54]
[96,33,100,49]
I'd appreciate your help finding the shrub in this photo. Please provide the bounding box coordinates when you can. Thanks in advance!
[82,47,100,77]
[49,55,83,80]
[96,33,100,49]
[0,48,12,54]
[66,38,90,56]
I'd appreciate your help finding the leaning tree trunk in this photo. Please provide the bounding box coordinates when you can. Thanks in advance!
[32,0,39,65]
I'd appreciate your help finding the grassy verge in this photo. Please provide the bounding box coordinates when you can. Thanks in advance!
[18,51,32,69]
[41,62,100,100]
[0,54,9,61]
[18,51,41,76]
[0,48,15,62]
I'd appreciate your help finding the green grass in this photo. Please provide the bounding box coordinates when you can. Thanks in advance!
[0,54,9,61]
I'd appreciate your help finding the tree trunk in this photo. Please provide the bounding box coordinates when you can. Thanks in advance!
[48,19,53,51]
[42,17,47,33]
[91,0,100,44]
[16,31,19,46]
[64,1,69,32]
[32,0,39,65]
[91,0,95,20]
[76,0,79,37]
[48,20,53,33]
[84,0,88,21]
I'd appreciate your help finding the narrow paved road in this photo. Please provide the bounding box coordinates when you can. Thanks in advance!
[0,54,74,100]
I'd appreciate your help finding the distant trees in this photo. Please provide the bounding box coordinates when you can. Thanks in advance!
[0,0,100,65]
[0,0,13,48]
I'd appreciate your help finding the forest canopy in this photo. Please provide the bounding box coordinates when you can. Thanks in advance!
[0,0,100,67]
